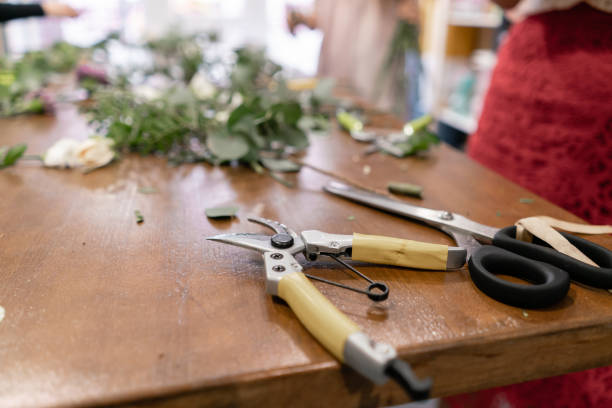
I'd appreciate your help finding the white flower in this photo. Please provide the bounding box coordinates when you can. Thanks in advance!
[44,137,115,171]
[133,85,162,101]
[229,92,243,108]
[75,137,115,170]
[190,72,216,100]
[43,138,81,167]
[215,110,230,123]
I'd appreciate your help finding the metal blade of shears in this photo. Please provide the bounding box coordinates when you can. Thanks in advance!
[207,233,278,253]
[324,181,500,243]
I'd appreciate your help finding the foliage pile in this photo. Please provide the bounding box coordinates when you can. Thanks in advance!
[81,33,331,170]
[0,42,83,115]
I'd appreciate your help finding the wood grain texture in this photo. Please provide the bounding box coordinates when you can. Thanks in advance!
[1,106,611,407]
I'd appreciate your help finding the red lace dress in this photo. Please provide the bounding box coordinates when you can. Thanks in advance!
[447,3,612,407]
[468,3,612,225]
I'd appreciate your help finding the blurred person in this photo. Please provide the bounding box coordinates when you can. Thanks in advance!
[447,1,612,406]
[0,2,80,23]
[287,0,419,115]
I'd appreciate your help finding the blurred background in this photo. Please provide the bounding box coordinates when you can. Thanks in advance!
[0,0,509,149]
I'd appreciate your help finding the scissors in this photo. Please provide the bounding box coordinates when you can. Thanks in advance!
[207,216,461,399]
[324,181,612,309]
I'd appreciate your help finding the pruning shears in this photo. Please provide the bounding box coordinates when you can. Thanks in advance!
[208,216,468,399]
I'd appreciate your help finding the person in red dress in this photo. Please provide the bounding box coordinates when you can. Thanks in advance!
[447,1,612,406]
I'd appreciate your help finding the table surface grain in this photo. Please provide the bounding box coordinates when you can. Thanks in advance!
[1,106,611,408]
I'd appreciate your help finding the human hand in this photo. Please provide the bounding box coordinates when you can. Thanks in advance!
[286,6,302,36]
[42,2,81,18]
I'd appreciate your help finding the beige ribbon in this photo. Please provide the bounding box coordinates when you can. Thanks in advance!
[515,216,612,267]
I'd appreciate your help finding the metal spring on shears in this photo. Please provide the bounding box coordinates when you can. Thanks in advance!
[304,254,389,301]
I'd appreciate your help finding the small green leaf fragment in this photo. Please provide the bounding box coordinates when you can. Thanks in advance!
[138,186,159,194]
[260,157,301,173]
[522,310,529,318]
[404,114,433,134]
[134,210,144,224]
[347,215,355,221]
[205,206,239,219]
[519,198,534,204]
[1,144,27,167]
[496,211,502,217]
[336,111,363,133]
[387,181,423,198]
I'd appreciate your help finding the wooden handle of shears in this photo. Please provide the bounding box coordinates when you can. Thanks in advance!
[271,261,433,397]
[277,271,359,361]
[352,233,449,270]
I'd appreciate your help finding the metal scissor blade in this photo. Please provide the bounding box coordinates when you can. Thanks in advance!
[324,181,499,243]
[207,233,277,253]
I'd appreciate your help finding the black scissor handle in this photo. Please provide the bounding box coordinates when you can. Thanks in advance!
[469,245,570,308]
[494,226,612,288]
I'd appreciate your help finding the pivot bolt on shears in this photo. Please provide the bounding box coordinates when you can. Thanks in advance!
[253,217,390,301]
[208,216,465,399]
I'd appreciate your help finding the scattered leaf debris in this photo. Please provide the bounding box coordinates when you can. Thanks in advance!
[0,143,27,168]
[260,158,301,173]
[347,215,355,221]
[387,181,423,198]
[134,210,144,224]
[496,211,502,217]
[522,310,529,318]
[362,165,371,175]
[519,198,534,204]
[205,206,239,219]
[138,186,159,194]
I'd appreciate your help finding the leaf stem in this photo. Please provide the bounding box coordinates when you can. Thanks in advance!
[290,158,393,197]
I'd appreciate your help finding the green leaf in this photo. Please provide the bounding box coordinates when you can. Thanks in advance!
[1,144,27,167]
[383,129,440,157]
[206,130,250,161]
[24,98,44,114]
[260,157,301,173]
[134,210,144,224]
[205,205,239,218]
[387,181,423,198]
[336,111,363,133]
[138,186,159,194]
[298,115,330,134]
[231,115,256,137]
[405,114,433,134]
[227,104,253,129]
[519,198,534,204]
[278,124,309,150]
[272,101,302,126]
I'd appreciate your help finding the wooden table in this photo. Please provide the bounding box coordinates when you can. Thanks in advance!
[1,106,612,408]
